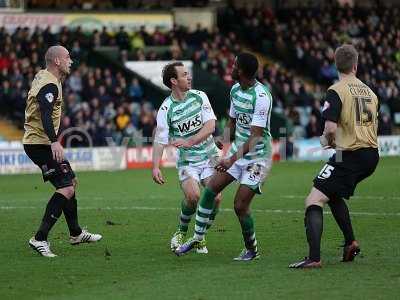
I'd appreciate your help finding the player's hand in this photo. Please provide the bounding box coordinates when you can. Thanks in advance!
[214,136,224,150]
[215,157,234,172]
[51,141,64,163]
[171,139,193,148]
[152,167,165,185]
[320,135,335,149]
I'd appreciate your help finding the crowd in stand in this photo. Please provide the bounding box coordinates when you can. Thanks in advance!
[219,1,398,135]
[1,1,398,146]
[26,0,209,10]
[0,26,156,146]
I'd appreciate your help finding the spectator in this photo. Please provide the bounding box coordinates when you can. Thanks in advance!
[115,106,130,132]
[306,115,321,138]
[378,113,392,136]
[128,78,144,102]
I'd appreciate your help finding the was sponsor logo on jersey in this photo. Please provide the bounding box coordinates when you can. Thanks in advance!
[176,114,202,134]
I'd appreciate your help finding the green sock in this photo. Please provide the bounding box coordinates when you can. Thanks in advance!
[194,188,216,240]
[178,200,196,233]
[206,207,219,230]
[240,214,257,251]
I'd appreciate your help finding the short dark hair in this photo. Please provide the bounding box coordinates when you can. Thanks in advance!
[335,44,358,74]
[237,52,259,79]
[162,61,184,89]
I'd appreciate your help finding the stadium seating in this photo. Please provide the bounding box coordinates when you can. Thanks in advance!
[218,2,398,134]
[1,1,398,144]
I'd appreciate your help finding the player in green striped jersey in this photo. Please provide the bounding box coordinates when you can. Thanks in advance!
[152,62,221,254]
[175,53,273,261]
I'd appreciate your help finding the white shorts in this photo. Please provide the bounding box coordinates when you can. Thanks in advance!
[227,158,272,194]
[178,159,215,183]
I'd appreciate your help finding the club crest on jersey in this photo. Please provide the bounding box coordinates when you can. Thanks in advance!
[203,104,211,112]
[322,101,330,112]
[257,109,266,116]
[177,115,202,134]
[45,92,54,103]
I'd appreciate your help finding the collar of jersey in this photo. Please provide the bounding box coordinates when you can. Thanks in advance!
[43,69,60,83]
[169,92,187,103]
[239,80,259,91]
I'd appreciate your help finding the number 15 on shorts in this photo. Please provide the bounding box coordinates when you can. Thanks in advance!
[317,164,335,180]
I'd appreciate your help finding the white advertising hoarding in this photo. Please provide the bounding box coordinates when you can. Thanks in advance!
[0,147,126,174]
[125,60,193,90]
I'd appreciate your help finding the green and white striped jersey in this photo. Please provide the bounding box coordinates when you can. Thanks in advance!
[228,80,273,162]
[155,89,219,167]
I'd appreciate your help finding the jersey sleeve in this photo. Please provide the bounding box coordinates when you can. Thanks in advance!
[228,101,236,118]
[322,89,342,123]
[200,93,217,123]
[250,92,271,128]
[154,104,170,145]
[37,83,58,143]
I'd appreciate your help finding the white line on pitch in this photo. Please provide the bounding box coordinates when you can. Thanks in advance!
[0,206,399,217]
[280,195,400,200]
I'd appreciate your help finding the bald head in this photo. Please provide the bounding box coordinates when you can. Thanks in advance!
[45,46,68,67]
[44,45,72,78]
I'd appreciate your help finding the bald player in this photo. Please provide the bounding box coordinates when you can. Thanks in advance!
[289,44,380,268]
[24,46,102,257]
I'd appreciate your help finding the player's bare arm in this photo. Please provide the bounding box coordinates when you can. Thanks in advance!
[215,125,263,172]
[152,142,166,185]
[215,117,236,149]
[172,119,216,149]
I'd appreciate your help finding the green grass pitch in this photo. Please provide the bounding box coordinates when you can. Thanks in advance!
[0,157,399,299]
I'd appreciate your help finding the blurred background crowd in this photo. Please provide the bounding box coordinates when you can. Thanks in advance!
[0,0,398,146]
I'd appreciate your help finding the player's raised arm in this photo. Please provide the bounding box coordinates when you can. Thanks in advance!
[152,104,169,184]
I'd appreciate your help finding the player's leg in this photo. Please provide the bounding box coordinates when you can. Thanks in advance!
[45,159,102,245]
[193,171,234,241]
[170,174,201,251]
[201,168,223,232]
[174,171,235,256]
[290,155,349,268]
[289,187,328,268]
[232,184,259,261]
[64,177,102,245]
[231,160,271,261]
[180,177,201,232]
[61,175,82,238]
[329,149,379,262]
[29,183,75,257]
[328,198,354,247]
[191,173,223,254]
[24,145,69,257]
